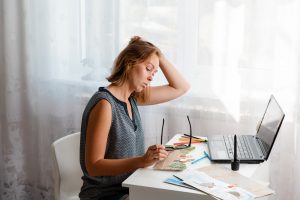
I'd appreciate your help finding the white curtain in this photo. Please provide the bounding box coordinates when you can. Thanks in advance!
[1,0,299,199]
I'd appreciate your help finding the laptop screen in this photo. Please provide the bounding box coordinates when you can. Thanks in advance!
[257,95,285,157]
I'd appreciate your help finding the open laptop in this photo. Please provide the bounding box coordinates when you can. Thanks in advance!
[207,95,285,163]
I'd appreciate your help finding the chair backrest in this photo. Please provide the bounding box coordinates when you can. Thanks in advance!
[51,132,83,200]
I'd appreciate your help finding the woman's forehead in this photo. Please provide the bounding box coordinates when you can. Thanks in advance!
[144,53,159,68]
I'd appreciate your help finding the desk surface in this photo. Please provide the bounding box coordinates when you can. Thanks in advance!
[123,134,270,200]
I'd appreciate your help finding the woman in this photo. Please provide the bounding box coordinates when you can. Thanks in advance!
[79,36,190,200]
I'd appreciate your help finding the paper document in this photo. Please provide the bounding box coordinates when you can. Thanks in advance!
[154,147,195,171]
[176,169,255,200]
[198,165,274,198]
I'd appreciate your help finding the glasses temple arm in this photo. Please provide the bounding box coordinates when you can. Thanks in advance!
[187,115,192,147]
[160,118,165,145]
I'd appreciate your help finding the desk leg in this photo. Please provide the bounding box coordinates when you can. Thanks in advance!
[128,186,216,200]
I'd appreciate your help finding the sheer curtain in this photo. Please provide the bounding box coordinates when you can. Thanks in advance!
[0,0,299,199]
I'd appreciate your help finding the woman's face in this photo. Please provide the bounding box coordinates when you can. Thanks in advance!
[128,53,159,92]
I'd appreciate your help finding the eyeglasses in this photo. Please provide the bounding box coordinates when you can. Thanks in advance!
[160,115,193,150]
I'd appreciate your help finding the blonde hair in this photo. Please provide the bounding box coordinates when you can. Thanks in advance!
[106,36,160,102]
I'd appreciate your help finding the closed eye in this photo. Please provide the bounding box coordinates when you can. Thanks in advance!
[146,66,152,71]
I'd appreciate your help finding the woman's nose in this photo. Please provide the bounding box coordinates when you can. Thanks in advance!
[148,72,155,81]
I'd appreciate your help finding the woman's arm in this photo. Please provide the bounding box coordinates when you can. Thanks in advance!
[138,54,190,105]
[85,99,167,176]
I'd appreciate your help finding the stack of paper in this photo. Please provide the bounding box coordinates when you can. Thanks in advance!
[164,165,274,200]
[198,165,274,198]
[166,169,254,200]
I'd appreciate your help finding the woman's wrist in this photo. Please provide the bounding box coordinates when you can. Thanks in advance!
[158,54,168,69]
[137,154,156,168]
[137,156,147,168]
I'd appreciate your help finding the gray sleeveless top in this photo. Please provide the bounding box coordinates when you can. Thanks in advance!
[79,87,145,199]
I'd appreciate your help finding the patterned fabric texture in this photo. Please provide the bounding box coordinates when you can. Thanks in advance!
[79,87,145,199]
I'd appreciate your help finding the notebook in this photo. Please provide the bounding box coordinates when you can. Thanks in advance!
[207,95,285,163]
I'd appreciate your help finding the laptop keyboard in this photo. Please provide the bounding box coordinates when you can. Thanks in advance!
[223,135,254,159]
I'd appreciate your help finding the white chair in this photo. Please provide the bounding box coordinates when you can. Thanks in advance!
[51,132,83,200]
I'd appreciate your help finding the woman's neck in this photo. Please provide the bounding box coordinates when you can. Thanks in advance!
[107,83,133,102]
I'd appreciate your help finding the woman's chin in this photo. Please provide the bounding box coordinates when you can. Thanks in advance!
[135,87,145,93]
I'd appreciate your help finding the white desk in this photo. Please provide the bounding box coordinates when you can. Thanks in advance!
[123,134,271,200]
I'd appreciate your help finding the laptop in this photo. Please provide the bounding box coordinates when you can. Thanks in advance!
[207,95,285,163]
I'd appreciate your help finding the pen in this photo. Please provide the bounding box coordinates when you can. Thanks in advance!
[203,151,211,160]
[183,134,200,139]
[179,138,204,142]
[182,134,207,142]
[191,154,208,164]
[173,141,200,145]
